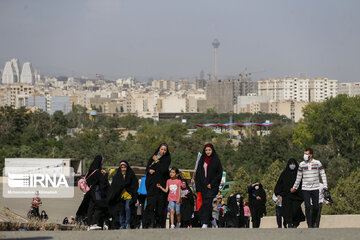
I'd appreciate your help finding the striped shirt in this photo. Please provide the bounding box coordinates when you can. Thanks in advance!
[293,159,327,191]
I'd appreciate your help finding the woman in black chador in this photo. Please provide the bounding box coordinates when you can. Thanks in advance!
[195,143,223,228]
[274,158,305,228]
[108,160,138,229]
[144,143,171,228]
[248,182,266,228]
[76,155,109,230]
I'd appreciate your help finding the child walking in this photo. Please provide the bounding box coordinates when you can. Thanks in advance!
[157,167,181,229]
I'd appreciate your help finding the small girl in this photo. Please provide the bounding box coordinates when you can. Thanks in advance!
[157,167,182,228]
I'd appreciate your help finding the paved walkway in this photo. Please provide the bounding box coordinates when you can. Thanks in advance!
[1,228,360,240]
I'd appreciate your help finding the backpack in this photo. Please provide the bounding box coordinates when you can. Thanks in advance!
[78,170,97,193]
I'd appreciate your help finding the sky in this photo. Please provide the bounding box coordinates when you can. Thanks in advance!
[0,0,359,82]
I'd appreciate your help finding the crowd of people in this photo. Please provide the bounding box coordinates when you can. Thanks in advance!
[74,144,329,230]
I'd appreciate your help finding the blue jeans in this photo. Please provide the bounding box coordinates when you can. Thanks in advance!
[120,199,131,228]
[168,201,180,213]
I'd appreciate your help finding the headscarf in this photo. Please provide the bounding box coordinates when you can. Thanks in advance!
[86,155,103,178]
[204,144,213,166]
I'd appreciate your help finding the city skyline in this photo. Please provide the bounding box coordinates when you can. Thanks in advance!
[1,0,360,82]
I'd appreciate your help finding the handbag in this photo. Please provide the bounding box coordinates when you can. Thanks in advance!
[137,174,147,195]
[196,191,203,211]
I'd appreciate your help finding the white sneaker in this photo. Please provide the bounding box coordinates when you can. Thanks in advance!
[89,224,102,230]
[176,223,181,228]
[103,224,109,230]
[202,224,208,228]
[171,224,175,229]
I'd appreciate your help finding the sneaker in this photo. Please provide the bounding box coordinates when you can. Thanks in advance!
[103,224,109,230]
[89,224,102,230]
[171,224,175,229]
[176,223,181,228]
[201,224,208,229]
[126,224,131,229]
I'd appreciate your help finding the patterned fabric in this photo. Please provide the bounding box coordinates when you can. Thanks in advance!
[293,159,327,191]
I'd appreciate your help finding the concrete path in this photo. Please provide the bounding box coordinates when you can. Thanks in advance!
[1,228,360,240]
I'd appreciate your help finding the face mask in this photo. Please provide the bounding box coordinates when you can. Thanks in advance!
[303,154,309,161]
[254,186,259,190]
[289,164,296,170]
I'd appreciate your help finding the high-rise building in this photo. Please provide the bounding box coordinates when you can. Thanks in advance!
[212,39,220,81]
[20,62,35,84]
[4,83,34,108]
[2,61,17,84]
[11,59,21,82]
[205,80,235,113]
[338,82,360,96]
[258,77,338,102]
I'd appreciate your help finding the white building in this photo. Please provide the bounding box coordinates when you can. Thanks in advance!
[258,77,338,102]
[338,82,360,97]
[2,61,17,84]
[20,62,35,84]
[11,59,21,83]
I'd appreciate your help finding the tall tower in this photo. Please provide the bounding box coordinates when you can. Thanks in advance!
[20,62,35,84]
[212,39,220,81]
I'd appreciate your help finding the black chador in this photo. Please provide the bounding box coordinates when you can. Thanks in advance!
[108,161,138,229]
[195,143,223,226]
[144,143,171,228]
[274,158,305,228]
[226,193,245,228]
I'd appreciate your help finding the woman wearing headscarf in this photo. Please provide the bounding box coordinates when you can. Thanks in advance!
[180,179,194,228]
[195,143,223,228]
[226,193,245,228]
[274,158,305,228]
[144,143,171,228]
[108,160,138,229]
[76,155,109,230]
[248,182,266,228]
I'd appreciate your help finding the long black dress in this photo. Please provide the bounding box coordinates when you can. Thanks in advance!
[248,183,266,228]
[195,144,223,226]
[108,161,138,229]
[144,143,171,228]
[274,158,305,228]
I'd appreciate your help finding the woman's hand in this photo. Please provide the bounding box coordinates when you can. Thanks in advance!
[256,196,261,200]
[101,170,106,175]
[152,155,158,161]
[149,169,155,175]
[207,184,211,189]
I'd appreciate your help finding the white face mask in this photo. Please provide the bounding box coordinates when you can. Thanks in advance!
[303,154,310,161]
[254,186,259,190]
[289,164,296,170]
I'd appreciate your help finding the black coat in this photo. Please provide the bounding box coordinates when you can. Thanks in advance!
[145,143,171,196]
[195,144,223,198]
[108,161,138,206]
[248,184,266,217]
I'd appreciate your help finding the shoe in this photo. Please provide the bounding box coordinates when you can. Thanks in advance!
[89,224,102,230]
[103,224,109,230]
[202,224,208,228]
[176,223,181,228]
[171,224,175,229]
[126,224,131,229]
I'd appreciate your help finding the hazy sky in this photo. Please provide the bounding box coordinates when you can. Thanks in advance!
[1,0,359,82]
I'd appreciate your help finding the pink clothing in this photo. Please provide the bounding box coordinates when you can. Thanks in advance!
[244,205,250,217]
[166,179,182,202]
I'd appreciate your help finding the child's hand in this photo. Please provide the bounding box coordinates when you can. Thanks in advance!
[176,200,180,204]
[156,184,161,188]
